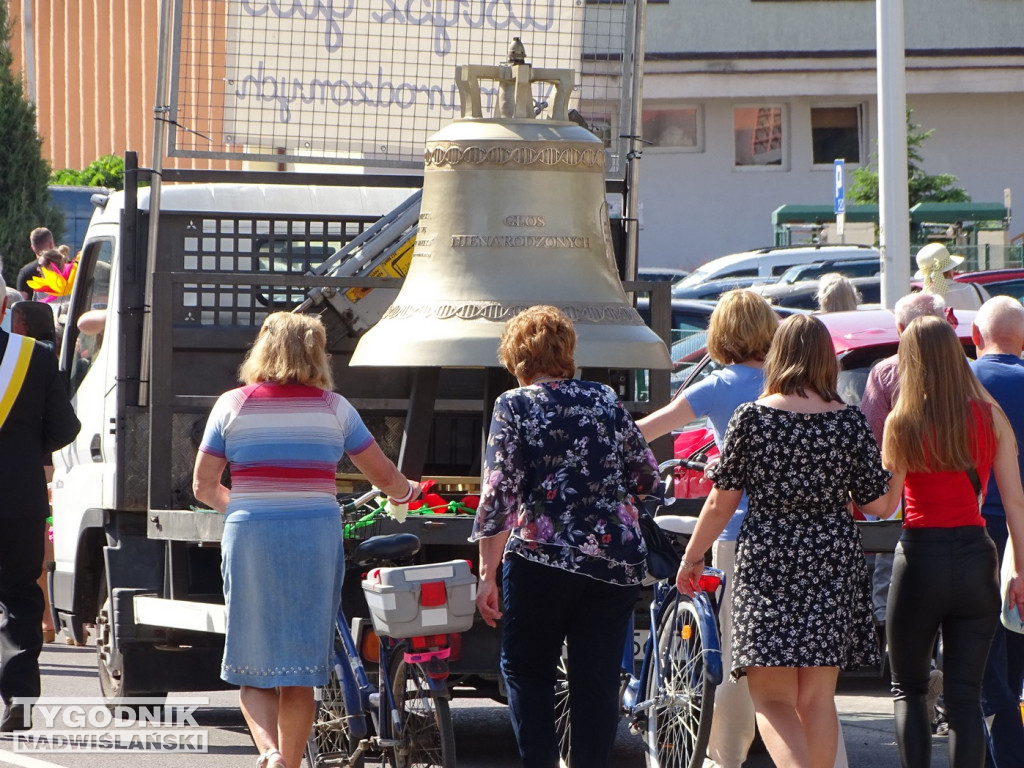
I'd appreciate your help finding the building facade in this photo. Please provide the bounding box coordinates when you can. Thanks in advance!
[635,0,1024,268]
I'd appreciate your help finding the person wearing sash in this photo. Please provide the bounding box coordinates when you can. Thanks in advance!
[0,273,80,732]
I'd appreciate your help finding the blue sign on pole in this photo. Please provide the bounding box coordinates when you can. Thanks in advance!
[834,159,845,215]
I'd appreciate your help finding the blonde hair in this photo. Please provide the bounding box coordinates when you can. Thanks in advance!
[498,305,576,382]
[884,316,1000,472]
[763,314,842,402]
[816,273,860,313]
[238,312,334,389]
[706,289,779,365]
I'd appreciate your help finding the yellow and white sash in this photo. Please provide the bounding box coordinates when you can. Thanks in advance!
[0,334,34,430]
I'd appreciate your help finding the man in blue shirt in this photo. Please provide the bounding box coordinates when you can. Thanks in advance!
[970,296,1024,768]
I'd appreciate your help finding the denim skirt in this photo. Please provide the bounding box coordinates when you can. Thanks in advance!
[220,498,344,687]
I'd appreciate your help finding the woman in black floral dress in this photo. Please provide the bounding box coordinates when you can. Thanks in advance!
[677,314,901,768]
[472,305,659,768]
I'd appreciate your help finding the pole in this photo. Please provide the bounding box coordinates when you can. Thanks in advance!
[139,0,175,406]
[877,0,911,309]
[622,0,648,281]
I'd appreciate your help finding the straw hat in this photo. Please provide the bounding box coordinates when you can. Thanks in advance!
[914,243,964,279]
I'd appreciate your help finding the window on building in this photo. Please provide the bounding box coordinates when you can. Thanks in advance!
[734,106,784,167]
[642,107,701,150]
[811,106,862,164]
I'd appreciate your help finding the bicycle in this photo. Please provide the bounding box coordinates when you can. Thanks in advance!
[555,458,725,768]
[305,489,472,768]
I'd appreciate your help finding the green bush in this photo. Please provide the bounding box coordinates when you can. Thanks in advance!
[50,154,125,190]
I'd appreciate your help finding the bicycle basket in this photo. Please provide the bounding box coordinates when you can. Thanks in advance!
[340,497,386,543]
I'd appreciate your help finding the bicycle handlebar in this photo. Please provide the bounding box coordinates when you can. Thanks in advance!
[340,488,383,515]
[658,458,708,473]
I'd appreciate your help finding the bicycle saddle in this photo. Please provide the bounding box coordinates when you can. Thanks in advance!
[351,533,421,566]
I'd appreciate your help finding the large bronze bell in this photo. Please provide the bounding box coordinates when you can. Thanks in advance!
[350,42,670,370]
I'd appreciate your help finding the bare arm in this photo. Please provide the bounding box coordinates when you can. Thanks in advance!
[476,530,512,627]
[193,452,230,514]
[676,487,742,595]
[348,440,420,500]
[637,396,697,443]
[992,410,1024,614]
[856,467,905,519]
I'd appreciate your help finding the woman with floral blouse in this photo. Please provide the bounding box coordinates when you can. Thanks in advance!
[472,305,659,768]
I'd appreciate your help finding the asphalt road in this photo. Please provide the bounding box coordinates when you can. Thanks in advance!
[0,640,952,767]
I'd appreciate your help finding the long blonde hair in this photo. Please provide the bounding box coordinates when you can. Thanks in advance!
[883,315,997,472]
[238,312,334,389]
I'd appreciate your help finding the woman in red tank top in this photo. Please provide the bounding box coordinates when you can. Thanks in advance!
[882,316,1024,768]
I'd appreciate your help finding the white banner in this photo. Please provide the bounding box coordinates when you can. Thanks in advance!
[222,1,586,157]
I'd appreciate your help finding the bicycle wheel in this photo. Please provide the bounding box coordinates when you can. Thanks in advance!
[554,648,571,767]
[643,595,715,768]
[386,648,456,768]
[306,630,360,768]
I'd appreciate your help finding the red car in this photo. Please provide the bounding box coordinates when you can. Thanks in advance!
[669,308,978,509]
[954,269,1024,303]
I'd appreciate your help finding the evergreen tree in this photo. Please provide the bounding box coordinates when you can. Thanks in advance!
[850,108,970,206]
[0,0,61,285]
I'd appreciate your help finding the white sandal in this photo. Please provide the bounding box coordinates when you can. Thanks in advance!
[257,749,287,768]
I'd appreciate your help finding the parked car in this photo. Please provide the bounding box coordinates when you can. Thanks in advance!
[637,267,689,284]
[756,275,881,310]
[953,269,1024,303]
[667,308,978,509]
[676,244,880,288]
[672,275,772,301]
[774,258,881,285]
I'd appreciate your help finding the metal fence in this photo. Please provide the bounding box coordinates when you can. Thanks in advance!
[945,244,1024,273]
[168,0,638,176]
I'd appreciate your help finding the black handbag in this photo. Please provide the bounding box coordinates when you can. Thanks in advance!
[638,506,682,581]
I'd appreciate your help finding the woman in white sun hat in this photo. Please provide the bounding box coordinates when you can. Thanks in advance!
[916,243,989,310]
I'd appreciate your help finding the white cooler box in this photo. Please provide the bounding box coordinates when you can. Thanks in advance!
[361,560,477,638]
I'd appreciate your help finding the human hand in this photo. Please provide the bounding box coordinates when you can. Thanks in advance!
[1009,572,1024,620]
[702,457,719,478]
[476,580,503,628]
[675,559,703,598]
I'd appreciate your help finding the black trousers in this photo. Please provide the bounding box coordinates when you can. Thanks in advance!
[0,516,46,705]
[500,553,639,768]
[887,526,1000,768]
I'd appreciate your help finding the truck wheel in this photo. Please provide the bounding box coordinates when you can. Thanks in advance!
[95,574,167,710]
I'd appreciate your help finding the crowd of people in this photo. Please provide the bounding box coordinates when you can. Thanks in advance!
[1,221,1023,768]
[475,290,1023,768]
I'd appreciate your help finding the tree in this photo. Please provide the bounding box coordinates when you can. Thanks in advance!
[51,154,126,190]
[849,109,970,206]
[0,0,62,285]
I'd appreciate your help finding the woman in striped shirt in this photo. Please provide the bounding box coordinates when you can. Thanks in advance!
[193,312,418,768]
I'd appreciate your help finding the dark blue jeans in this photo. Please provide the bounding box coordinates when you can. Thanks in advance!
[888,526,1000,768]
[981,513,1024,768]
[500,553,639,768]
